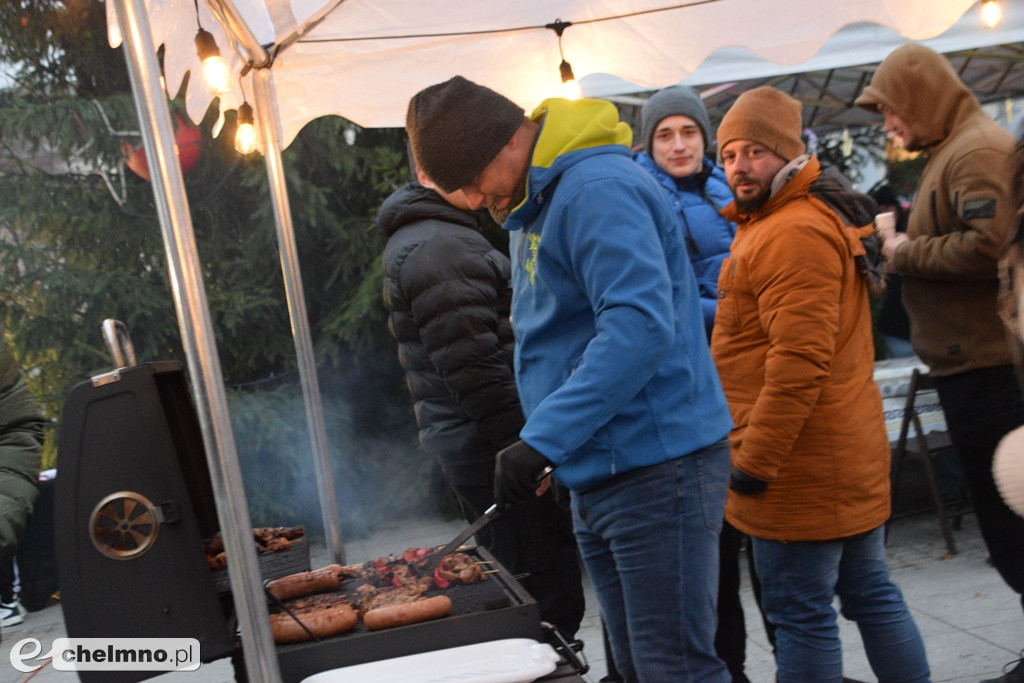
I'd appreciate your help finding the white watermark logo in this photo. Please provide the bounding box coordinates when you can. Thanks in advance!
[11,637,201,673]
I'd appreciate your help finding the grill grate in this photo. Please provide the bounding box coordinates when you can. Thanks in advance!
[273,546,542,683]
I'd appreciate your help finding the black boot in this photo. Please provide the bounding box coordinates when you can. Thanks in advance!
[981,654,1024,683]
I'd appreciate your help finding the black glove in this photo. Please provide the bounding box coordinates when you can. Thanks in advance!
[494,440,554,509]
[729,465,769,495]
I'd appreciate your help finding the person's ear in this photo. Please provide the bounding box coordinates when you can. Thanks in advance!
[415,165,436,189]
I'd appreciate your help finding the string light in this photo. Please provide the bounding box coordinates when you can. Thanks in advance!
[560,59,582,100]
[193,1,230,96]
[547,19,582,100]
[234,69,257,155]
[234,71,257,155]
[981,0,1003,28]
[235,103,256,154]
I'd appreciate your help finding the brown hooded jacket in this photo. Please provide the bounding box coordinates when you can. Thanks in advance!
[856,43,1018,376]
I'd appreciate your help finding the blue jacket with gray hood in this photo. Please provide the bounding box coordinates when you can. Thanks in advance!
[633,152,736,337]
[504,98,732,492]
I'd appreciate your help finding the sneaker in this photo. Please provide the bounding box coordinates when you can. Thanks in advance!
[0,600,23,627]
[981,654,1024,683]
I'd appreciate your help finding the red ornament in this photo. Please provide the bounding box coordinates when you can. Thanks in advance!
[123,114,202,181]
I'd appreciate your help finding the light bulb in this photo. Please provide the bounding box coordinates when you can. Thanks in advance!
[202,56,231,96]
[981,0,1002,28]
[235,103,257,155]
[559,60,582,100]
[195,28,231,96]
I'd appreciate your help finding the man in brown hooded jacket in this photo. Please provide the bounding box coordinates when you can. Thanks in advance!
[857,43,1024,683]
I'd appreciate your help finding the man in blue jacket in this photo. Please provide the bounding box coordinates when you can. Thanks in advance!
[634,85,736,339]
[634,84,759,683]
[407,76,734,683]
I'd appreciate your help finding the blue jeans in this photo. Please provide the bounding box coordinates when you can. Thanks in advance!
[752,526,929,683]
[571,440,730,683]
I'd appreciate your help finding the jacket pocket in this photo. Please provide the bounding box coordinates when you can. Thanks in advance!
[713,257,736,331]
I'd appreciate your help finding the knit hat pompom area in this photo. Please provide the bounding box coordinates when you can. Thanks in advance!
[406,76,525,194]
[994,425,1024,519]
[716,86,805,162]
[641,84,712,152]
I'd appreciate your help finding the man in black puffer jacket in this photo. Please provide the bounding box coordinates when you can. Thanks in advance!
[377,171,585,638]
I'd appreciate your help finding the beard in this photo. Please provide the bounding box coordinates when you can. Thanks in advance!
[731,177,772,214]
[487,174,528,224]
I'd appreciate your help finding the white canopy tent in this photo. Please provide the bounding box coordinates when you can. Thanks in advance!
[105,1,1015,679]
[674,5,1024,132]
[111,0,1004,142]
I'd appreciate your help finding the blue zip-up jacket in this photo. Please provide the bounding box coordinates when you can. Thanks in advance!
[504,98,732,492]
[633,152,736,338]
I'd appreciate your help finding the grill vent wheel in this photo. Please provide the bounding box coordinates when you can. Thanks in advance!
[89,491,160,560]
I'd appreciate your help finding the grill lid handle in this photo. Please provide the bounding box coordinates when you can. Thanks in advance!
[102,318,138,369]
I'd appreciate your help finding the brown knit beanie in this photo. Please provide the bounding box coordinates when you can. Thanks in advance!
[717,86,805,161]
[406,76,525,194]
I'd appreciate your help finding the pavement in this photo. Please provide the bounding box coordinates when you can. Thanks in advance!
[1,508,1022,682]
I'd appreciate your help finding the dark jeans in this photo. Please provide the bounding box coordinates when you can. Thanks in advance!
[935,365,1024,609]
[752,527,929,682]
[717,521,776,683]
[572,444,731,683]
[0,556,14,603]
[717,521,750,682]
[451,482,585,638]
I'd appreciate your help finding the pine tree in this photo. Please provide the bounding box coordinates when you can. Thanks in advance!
[0,1,442,530]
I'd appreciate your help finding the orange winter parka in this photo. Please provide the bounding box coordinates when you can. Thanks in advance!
[710,156,891,541]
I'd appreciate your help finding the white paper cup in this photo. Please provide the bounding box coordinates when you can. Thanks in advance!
[875,211,896,237]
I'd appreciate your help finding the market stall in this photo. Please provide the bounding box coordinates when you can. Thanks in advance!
[97,1,1016,679]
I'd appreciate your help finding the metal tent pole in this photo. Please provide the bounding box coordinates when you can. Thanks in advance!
[251,67,345,565]
[112,1,281,679]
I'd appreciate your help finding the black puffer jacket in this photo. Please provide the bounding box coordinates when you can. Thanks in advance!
[378,183,522,486]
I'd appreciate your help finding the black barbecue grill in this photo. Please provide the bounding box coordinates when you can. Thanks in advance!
[276,545,541,683]
[55,361,234,683]
[55,359,582,682]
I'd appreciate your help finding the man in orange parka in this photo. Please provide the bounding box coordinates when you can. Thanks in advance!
[709,86,929,682]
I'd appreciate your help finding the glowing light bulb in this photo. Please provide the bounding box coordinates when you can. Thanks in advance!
[981,0,1002,28]
[202,56,231,96]
[195,28,231,96]
[559,60,581,100]
[235,103,257,155]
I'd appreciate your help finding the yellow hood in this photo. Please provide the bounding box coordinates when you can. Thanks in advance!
[528,97,633,169]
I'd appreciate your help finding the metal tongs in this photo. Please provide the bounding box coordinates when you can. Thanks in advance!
[415,464,556,573]
[415,504,501,573]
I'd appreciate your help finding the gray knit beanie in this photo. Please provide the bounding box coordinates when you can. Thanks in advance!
[406,76,525,194]
[641,85,712,152]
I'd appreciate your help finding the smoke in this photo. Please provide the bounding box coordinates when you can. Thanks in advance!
[227,377,451,546]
